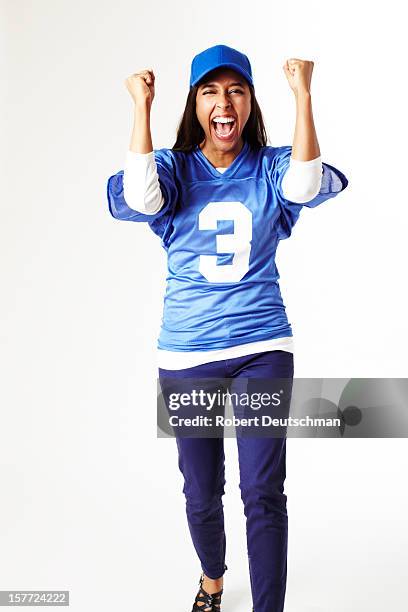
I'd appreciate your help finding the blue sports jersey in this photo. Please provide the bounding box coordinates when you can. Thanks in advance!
[107,141,348,351]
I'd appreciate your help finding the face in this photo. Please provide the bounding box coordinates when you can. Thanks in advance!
[195,68,251,153]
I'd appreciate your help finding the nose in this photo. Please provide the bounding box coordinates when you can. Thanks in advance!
[216,93,231,109]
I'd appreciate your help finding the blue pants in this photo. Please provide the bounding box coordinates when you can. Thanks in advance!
[158,350,294,612]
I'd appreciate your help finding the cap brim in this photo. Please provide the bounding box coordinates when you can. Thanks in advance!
[191,62,253,87]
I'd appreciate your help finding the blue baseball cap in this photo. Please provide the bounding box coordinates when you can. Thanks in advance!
[190,44,254,88]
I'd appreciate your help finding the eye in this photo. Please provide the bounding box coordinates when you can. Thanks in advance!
[202,89,244,95]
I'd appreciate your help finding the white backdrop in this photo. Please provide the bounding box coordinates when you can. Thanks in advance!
[1,0,407,610]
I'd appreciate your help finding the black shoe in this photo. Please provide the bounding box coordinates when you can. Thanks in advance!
[191,571,223,611]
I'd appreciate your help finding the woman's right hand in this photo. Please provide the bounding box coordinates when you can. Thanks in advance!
[125,69,155,108]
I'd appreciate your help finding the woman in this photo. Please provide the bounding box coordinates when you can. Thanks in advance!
[107,44,348,612]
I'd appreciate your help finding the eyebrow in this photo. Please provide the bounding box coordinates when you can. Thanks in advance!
[200,81,245,89]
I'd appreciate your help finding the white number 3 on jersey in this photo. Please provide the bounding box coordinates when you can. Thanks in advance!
[198,201,252,283]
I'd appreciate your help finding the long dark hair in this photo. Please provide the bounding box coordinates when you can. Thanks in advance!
[172,80,268,153]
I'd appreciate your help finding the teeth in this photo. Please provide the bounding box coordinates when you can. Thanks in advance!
[213,117,235,123]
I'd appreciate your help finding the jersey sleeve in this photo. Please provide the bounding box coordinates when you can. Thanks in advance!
[106,148,179,247]
[271,145,349,240]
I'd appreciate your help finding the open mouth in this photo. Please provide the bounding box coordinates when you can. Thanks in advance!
[211,117,237,141]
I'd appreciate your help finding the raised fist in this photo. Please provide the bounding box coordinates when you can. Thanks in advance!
[125,69,155,107]
[283,58,314,95]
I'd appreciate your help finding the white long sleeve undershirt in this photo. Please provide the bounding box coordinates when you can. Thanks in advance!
[123,149,323,213]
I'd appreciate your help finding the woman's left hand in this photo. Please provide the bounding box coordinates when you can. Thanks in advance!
[283,58,314,96]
